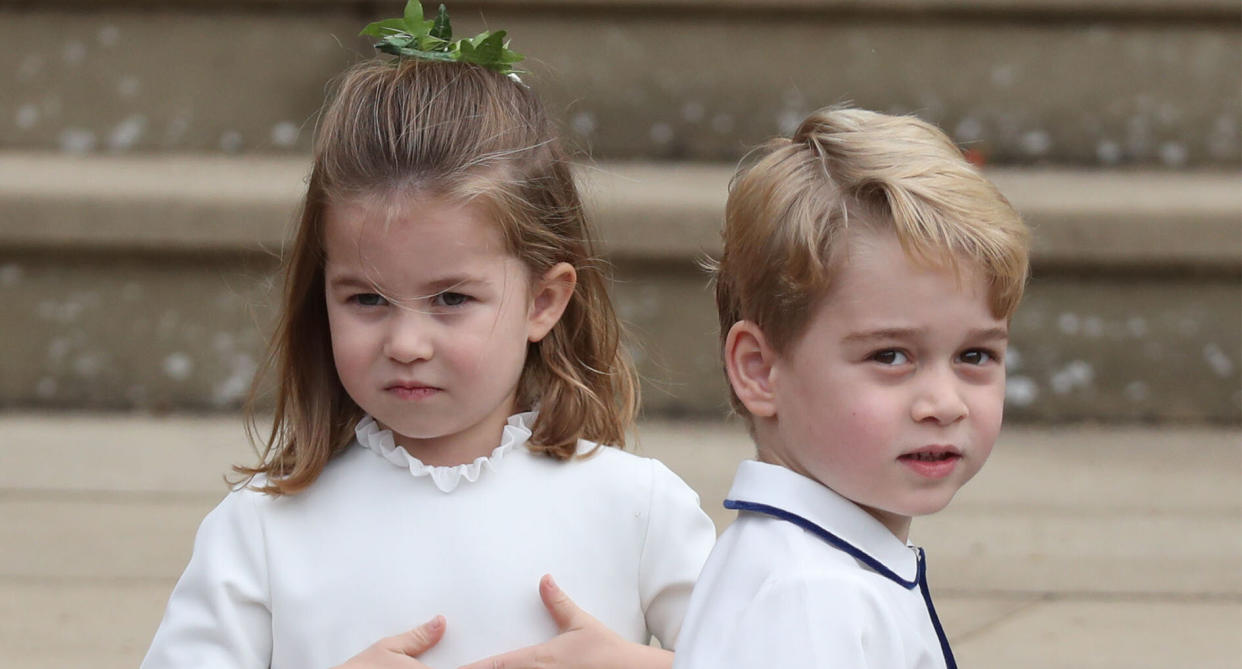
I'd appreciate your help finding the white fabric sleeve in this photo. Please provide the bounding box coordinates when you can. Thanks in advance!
[726,573,902,668]
[637,460,717,650]
[141,489,273,669]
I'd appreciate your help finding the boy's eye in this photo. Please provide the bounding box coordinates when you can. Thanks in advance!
[959,349,996,365]
[352,293,388,307]
[433,291,470,307]
[870,349,910,365]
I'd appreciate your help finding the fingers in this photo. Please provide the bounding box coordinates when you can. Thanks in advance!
[456,645,537,669]
[455,576,577,669]
[538,574,583,632]
[390,615,446,657]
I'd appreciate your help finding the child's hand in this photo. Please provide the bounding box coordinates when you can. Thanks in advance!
[334,615,447,669]
[457,575,672,669]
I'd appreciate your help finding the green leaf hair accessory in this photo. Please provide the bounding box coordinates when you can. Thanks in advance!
[360,1,525,76]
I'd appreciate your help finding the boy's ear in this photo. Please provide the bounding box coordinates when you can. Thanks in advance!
[724,320,778,418]
[527,262,577,343]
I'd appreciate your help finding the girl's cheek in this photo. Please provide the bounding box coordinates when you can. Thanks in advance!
[450,332,496,371]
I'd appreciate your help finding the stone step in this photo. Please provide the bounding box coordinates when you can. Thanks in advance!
[3,154,1239,267]
[1,153,1239,420]
[3,1,1238,166]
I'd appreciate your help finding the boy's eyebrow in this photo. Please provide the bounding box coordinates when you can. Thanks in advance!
[967,326,1010,341]
[842,326,1009,343]
[841,327,925,343]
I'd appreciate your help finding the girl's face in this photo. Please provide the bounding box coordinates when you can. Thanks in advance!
[323,194,567,465]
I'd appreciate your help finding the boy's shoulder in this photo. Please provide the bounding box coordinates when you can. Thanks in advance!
[676,512,906,668]
[707,459,923,594]
[718,506,892,594]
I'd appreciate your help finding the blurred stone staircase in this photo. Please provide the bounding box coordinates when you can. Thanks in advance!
[1,0,1239,421]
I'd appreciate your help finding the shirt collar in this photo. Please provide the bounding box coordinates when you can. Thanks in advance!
[724,459,920,586]
[353,411,535,493]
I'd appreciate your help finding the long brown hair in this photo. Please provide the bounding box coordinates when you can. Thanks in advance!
[235,60,638,495]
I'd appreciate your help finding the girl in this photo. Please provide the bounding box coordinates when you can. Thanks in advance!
[140,7,716,668]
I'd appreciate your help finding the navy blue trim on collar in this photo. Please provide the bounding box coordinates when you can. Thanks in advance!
[724,499,919,589]
[917,547,958,669]
[725,499,958,669]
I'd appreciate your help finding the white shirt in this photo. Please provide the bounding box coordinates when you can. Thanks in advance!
[673,460,957,669]
[142,412,717,669]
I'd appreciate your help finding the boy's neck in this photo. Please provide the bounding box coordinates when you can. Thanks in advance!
[754,430,913,543]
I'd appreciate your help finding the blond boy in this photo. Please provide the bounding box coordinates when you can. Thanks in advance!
[674,108,1029,668]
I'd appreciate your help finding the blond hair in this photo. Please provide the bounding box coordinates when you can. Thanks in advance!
[236,59,638,495]
[715,107,1030,416]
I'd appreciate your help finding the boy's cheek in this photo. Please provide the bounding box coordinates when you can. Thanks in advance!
[835,386,902,424]
[969,392,1006,457]
[975,382,1008,423]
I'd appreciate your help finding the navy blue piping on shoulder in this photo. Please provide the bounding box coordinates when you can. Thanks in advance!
[724,499,958,669]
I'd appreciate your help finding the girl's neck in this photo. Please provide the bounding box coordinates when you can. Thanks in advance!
[387,396,520,467]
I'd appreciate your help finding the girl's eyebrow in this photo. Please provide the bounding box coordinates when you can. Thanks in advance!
[422,274,489,295]
[327,273,485,292]
[424,275,486,292]
[326,274,375,290]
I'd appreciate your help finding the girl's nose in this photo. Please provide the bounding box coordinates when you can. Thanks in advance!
[383,311,434,363]
[910,367,969,425]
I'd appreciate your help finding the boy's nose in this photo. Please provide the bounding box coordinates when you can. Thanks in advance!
[910,369,969,425]
[383,311,434,363]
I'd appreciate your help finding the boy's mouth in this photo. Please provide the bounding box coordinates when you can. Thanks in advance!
[898,446,962,478]
[902,451,957,462]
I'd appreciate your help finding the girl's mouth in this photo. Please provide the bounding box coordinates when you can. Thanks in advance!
[386,384,440,400]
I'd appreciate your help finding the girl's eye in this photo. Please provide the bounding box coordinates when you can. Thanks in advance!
[433,292,470,307]
[870,349,910,365]
[352,293,388,307]
[959,349,996,365]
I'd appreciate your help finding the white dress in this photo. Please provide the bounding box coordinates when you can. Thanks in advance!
[142,412,717,669]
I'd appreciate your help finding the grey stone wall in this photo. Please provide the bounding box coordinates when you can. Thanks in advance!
[2,3,1238,165]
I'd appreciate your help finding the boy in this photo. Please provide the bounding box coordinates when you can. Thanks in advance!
[673,108,1029,668]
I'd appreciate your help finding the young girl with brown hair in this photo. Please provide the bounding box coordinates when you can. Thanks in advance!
[141,5,715,668]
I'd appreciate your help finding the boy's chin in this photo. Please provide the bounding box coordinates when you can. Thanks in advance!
[898,494,960,519]
[863,493,960,522]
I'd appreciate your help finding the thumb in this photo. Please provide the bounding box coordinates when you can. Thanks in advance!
[539,574,583,632]
[388,615,446,657]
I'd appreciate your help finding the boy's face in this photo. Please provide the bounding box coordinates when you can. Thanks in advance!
[766,228,1008,538]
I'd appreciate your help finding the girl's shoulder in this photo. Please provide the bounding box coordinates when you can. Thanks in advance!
[215,446,377,513]
[533,438,701,505]
[567,437,665,475]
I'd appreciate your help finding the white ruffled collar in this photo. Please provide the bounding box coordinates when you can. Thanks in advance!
[354,411,535,493]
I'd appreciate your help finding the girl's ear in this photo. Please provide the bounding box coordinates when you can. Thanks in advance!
[527,262,577,343]
[724,320,778,418]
